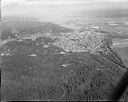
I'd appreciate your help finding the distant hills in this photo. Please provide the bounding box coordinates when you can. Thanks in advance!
[1,19,73,40]
[81,8,128,18]
[1,16,39,22]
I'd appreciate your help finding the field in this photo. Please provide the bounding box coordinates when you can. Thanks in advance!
[112,39,128,67]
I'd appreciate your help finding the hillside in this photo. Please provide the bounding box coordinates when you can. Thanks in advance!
[1,22,128,100]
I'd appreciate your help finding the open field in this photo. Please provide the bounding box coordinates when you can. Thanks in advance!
[112,39,128,67]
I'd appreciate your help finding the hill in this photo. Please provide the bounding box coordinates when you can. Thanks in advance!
[1,33,128,101]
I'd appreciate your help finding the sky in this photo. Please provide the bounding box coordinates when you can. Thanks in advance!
[1,0,128,23]
[2,0,128,8]
[2,0,128,4]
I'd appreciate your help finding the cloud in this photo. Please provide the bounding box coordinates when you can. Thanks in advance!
[26,0,128,2]
[2,0,26,6]
[108,0,128,2]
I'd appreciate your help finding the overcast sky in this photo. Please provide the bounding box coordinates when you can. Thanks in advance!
[2,0,128,7]
[1,0,128,23]
[2,0,128,4]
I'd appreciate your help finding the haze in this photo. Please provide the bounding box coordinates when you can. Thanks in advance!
[1,0,128,23]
